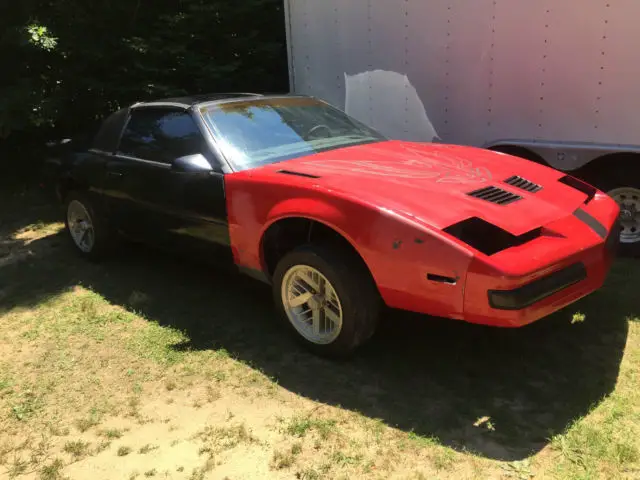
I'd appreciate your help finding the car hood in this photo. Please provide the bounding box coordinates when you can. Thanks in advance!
[261,140,591,235]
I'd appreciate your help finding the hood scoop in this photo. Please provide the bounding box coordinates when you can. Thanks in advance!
[277,169,321,179]
[444,217,541,255]
[504,175,542,193]
[558,175,596,203]
[467,186,522,205]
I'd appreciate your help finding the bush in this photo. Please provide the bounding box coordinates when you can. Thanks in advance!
[0,0,288,185]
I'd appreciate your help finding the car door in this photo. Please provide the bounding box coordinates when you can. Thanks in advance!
[103,106,233,264]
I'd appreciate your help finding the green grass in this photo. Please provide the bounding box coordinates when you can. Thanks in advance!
[127,320,188,365]
[331,450,363,466]
[551,392,640,478]
[286,415,337,439]
[0,193,639,479]
[407,431,439,448]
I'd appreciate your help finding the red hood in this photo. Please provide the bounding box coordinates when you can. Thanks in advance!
[255,140,591,235]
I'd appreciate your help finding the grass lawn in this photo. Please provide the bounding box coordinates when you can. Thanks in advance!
[0,189,639,479]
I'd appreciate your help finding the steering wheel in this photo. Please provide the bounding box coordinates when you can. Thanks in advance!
[305,124,332,139]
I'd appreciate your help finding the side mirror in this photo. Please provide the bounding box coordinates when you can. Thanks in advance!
[171,153,213,173]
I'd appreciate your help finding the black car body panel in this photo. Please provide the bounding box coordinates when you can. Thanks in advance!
[41,94,267,265]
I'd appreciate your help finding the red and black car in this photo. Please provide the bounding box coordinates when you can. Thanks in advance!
[44,93,620,357]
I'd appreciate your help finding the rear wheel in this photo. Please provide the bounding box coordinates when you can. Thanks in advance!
[272,244,380,358]
[64,192,115,260]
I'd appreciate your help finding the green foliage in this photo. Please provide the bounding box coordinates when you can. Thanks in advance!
[0,0,288,182]
[26,24,57,51]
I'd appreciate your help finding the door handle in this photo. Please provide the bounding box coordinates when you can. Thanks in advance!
[107,171,123,178]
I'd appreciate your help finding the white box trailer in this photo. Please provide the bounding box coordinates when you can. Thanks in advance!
[283,0,640,253]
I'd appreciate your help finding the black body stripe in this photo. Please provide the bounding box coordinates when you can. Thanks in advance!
[574,208,607,239]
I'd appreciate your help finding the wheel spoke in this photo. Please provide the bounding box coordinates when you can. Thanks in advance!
[85,229,94,249]
[302,270,320,292]
[289,291,313,308]
[318,276,326,296]
[312,309,321,336]
[292,281,306,295]
[324,306,340,326]
[80,229,89,246]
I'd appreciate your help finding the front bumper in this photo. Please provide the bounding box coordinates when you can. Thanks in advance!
[462,195,620,327]
[487,262,588,311]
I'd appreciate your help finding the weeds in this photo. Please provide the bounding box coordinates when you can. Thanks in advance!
[138,444,158,454]
[40,458,65,480]
[62,440,90,459]
[117,446,132,457]
[271,442,302,470]
[75,411,101,432]
[100,429,124,439]
[11,391,44,420]
[94,441,112,454]
[7,457,29,477]
[197,423,258,454]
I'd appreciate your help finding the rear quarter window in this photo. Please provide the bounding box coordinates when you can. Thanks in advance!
[91,108,130,152]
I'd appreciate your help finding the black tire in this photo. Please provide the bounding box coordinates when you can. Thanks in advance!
[64,191,115,261]
[579,166,640,258]
[272,244,381,358]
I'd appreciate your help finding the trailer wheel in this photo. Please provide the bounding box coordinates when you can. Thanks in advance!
[580,163,640,257]
[487,145,547,165]
[606,186,640,256]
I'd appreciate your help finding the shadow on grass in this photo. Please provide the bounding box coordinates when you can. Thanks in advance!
[0,188,60,226]
[0,204,635,461]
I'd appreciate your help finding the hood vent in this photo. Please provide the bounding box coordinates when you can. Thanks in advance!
[467,186,522,205]
[277,169,321,179]
[504,175,542,193]
[559,175,596,203]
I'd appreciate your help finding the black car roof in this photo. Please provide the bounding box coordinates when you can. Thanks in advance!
[132,92,309,109]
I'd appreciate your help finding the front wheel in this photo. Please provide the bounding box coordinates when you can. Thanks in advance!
[272,244,381,358]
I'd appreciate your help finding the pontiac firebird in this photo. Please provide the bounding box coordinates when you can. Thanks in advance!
[46,93,620,357]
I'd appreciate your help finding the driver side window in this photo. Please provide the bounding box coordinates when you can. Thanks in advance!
[118,108,204,164]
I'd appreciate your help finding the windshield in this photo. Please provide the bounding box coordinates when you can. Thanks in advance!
[200,97,386,170]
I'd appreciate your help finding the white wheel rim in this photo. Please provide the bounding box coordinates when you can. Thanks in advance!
[281,265,343,345]
[608,187,640,244]
[67,200,95,253]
